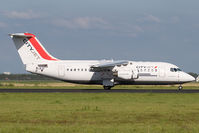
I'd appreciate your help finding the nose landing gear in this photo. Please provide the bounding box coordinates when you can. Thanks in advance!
[178,85,183,90]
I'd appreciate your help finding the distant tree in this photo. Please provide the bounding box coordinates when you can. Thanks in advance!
[0,74,57,81]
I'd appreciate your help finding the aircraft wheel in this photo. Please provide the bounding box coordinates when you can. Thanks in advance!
[103,86,112,90]
[178,85,183,90]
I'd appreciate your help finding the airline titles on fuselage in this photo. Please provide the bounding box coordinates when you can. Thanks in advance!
[136,65,158,73]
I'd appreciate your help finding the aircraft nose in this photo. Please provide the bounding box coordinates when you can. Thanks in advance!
[182,73,195,82]
[187,74,195,82]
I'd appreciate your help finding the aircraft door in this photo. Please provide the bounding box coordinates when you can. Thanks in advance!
[58,65,65,77]
[132,67,138,79]
[159,66,165,77]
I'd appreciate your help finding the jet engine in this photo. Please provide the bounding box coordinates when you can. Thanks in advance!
[113,67,138,80]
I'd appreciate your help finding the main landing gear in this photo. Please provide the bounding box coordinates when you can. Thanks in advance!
[178,85,183,90]
[103,86,112,90]
[103,79,114,90]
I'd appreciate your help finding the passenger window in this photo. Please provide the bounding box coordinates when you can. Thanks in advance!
[85,69,87,71]
[70,69,72,71]
[78,69,80,71]
[81,68,83,71]
[74,69,76,71]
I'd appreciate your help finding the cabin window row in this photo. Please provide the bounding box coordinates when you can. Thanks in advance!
[66,68,88,71]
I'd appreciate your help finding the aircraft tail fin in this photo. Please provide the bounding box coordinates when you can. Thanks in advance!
[9,33,58,65]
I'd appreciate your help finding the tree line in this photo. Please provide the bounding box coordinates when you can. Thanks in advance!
[0,74,56,81]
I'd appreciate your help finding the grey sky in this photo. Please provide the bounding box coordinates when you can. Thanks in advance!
[0,0,199,73]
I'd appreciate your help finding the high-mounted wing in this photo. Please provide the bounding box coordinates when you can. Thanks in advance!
[91,60,129,71]
[92,60,129,68]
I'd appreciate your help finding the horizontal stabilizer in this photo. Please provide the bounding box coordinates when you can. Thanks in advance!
[9,33,35,38]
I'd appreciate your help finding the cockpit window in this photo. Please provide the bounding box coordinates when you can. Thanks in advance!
[170,68,182,72]
[170,68,174,72]
[177,68,182,71]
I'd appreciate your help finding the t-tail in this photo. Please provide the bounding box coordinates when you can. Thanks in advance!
[9,33,58,64]
[9,33,58,73]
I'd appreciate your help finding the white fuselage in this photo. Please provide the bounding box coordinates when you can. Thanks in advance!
[26,60,194,85]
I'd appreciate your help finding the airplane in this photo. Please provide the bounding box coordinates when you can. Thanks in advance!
[9,33,195,90]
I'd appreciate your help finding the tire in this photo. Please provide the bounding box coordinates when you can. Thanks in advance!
[103,86,112,90]
[178,85,183,90]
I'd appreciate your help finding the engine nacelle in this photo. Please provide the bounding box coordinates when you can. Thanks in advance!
[115,68,138,80]
[117,70,133,80]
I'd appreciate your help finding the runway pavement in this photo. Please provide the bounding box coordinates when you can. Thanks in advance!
[0,89,199,93]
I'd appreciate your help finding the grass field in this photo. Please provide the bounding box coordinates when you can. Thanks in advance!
[0,81,199,132]
[0,93,199,133]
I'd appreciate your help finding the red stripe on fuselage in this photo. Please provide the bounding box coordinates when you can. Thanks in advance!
[24,33,57,61]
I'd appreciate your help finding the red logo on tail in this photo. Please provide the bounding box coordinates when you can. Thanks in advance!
[24,33,58,61]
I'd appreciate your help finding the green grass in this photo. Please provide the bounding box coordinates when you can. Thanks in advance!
[0,93,199,132]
